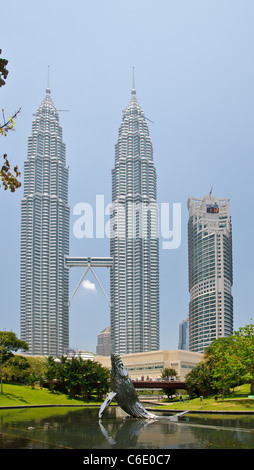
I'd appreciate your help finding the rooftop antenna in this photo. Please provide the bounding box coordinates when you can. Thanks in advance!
[209,186,213,195]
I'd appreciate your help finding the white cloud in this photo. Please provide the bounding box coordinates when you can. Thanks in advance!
[82,279,96,292]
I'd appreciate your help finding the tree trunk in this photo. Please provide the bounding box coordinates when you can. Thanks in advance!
[251,380,254,395]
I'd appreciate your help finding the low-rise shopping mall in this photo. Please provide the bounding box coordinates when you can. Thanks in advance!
[96,349,203,381]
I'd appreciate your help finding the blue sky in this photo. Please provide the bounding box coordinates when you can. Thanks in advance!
[0,0,253,353]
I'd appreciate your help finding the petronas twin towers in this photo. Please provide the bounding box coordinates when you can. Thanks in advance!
[20,86,70,356]
[110,84,159,354]
[20,76,159,356]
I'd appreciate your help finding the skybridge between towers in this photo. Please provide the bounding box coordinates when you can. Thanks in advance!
[65,256,113,306]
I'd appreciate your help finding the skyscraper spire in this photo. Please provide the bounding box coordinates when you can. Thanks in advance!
[131,66,136,95]
[46,65,51,94]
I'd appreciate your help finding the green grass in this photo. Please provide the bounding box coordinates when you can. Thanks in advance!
[150,384,254,412]
[0,383,101,407]
[1,383,254,413]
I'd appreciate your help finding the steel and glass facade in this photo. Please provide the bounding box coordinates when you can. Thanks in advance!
[20,87,70,356]
[110,85,159,354]
[187,195,233,353]
[178,319,189,350]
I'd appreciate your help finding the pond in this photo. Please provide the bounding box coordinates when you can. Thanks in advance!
[0,406,253,449]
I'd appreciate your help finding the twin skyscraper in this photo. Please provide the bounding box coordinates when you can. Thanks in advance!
[110,83,159,355]
[20,77,233,357]
[20,86,70,356]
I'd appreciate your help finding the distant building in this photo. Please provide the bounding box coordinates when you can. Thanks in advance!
[96,326,111,356]
[75,350,95,361]
[187,194,233,353]
[66,349,76,358]
[178,319,189,350]
[20,85,70,356]
[96,349,203,382]
[65,349,95,361]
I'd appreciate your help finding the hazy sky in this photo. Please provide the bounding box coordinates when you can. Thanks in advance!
[1,0,253,353]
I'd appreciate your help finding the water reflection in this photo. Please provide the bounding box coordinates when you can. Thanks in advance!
[0,407,253,449]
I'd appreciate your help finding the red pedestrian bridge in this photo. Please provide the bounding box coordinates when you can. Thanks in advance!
[132,380,186,390]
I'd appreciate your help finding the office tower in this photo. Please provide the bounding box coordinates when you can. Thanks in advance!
[20,84,70,356]
[178,318,189,350]
[110,79,159,354]
[187,194,233,353]
[96,326,111,356]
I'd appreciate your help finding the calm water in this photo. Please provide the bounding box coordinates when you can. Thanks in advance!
[0,406,253,449]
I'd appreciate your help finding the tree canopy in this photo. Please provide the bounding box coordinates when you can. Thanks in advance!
[44,355,110,400]
[161,367,178,399]
[0,49,21,192]
[0,330,28,356]
[185,322,254,398]
[0,49,8,87]
[0,331,28,366]
[0,331,29,392]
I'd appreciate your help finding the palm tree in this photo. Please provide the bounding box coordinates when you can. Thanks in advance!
[55,355,68,393]
[44,356,57,392]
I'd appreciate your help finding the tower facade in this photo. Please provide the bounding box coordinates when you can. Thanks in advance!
[178,318,189,350]
[20,86,70,356]
[110,83,159,354]
[96,326,111,356]
[187,194,233,353]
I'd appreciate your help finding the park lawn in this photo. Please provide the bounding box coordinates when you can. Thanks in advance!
[149,384,254,412]
[1,383,254,413]
[0,383,101,407]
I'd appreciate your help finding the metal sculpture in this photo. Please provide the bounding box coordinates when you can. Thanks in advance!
[99,353,189,421]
